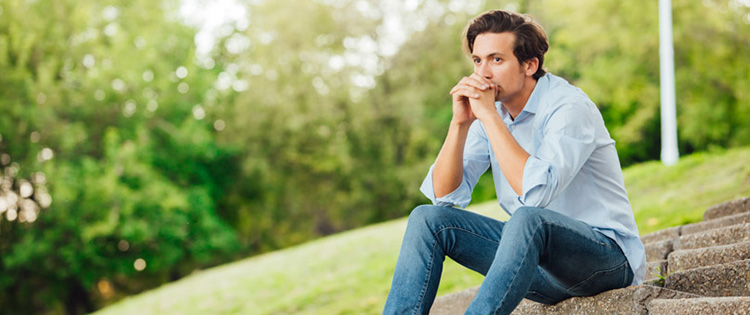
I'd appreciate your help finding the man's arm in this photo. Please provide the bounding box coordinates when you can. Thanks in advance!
[432,75,486,198]
[458,74,529,196]
[420,120,490,208]
[434,92,529,199]
[478,114,529,196]
[432,121,471,198]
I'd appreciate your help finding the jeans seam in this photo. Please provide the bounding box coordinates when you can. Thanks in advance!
[527,269,567,303]
[526,290,556,304]
[415,226,499,314]
[494,220,544,315]
[413,237,440,315]
[567,260,628,292]
[622,261,632,287]
[545,221,614,248]
[433,226,501,247]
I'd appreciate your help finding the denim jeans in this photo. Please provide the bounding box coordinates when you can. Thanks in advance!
[383,205,633,315]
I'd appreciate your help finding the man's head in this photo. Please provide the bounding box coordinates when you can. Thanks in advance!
[463,10,548,80]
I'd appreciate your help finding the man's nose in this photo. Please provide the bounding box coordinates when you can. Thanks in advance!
[477,62,492,79]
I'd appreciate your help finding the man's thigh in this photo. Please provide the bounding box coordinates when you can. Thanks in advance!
[523,208,632,297]
[412,205,506,275]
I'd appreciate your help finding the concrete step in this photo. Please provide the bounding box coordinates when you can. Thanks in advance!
[703,196,750,221]
[672,223,750,251]
[648,297,750,314]
[668,241,750,272]
[639,203,750,246]
[682,211,750,235]
[645,239,674,262]
[512,285,700,315]
[429,285,700,315]
[430,286,478,315]
[641,226,681,245]
[665,259,750,297]
[646,260,668,282]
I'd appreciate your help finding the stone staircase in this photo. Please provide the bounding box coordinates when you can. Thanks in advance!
[430,196,750,314]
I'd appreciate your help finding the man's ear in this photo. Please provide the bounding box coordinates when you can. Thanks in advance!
[524,57,539,77]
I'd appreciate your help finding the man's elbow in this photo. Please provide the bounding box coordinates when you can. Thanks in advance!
[434,182,461,199]
[518,187,553,208]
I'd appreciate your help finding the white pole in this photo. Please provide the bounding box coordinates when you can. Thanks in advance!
[660,0,679,165]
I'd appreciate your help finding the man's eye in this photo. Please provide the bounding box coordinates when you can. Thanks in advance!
[473,59,481,64]
[494,57,502,62]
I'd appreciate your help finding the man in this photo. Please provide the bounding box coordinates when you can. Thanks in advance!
[383,10,646,315]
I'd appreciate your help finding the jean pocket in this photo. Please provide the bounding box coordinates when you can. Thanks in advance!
[566,260,630,296]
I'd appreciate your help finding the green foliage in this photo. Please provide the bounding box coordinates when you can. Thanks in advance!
[0,0,239,313]
[532,0,750,164]
[211,0,474,254]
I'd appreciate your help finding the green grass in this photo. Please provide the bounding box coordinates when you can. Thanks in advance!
[626,147,750,234]
[97,146,750,315]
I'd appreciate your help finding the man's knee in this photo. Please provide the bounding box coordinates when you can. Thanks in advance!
[407,205,452,230]
[409,204,442,223]
[513,206,548,218]
[508,206,550,227]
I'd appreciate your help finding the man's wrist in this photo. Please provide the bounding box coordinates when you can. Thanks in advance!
[450,118,473,130]
[476,109,503,126]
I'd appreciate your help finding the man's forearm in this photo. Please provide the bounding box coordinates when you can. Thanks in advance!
[482,114,529,196]
[433,120,472,198]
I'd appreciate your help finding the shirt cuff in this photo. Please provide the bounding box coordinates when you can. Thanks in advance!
[420,165,471,208]
[434,186,470,208]
[518,156,553,206]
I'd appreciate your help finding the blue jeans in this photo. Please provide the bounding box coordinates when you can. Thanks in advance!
[383,205,633,315]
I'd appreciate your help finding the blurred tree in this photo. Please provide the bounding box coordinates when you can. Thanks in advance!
[533,0,750,164]
[211,0,476,251]
[0,145,51,234]
[0,0,239,313]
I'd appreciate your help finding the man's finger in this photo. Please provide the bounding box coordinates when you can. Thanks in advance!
[452,86,481,99]
[460,76,490,90]
[470,73,494,87]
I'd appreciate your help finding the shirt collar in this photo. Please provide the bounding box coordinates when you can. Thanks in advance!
[496,73,550,122]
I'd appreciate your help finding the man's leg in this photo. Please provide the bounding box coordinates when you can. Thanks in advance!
[383,205,507,315]
[465,206,633,315]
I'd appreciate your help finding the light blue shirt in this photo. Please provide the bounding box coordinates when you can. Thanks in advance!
[420,73,646,285]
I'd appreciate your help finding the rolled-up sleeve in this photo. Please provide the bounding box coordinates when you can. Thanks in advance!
[518,102,597,207]
[420,120,491,208]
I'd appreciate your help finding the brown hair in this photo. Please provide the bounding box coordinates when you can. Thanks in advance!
[463,10,549,80]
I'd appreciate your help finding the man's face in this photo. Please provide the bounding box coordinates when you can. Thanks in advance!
[471,32,534,104]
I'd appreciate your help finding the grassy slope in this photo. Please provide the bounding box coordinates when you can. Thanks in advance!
[97,147,750,314]
[626,147,750,234]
